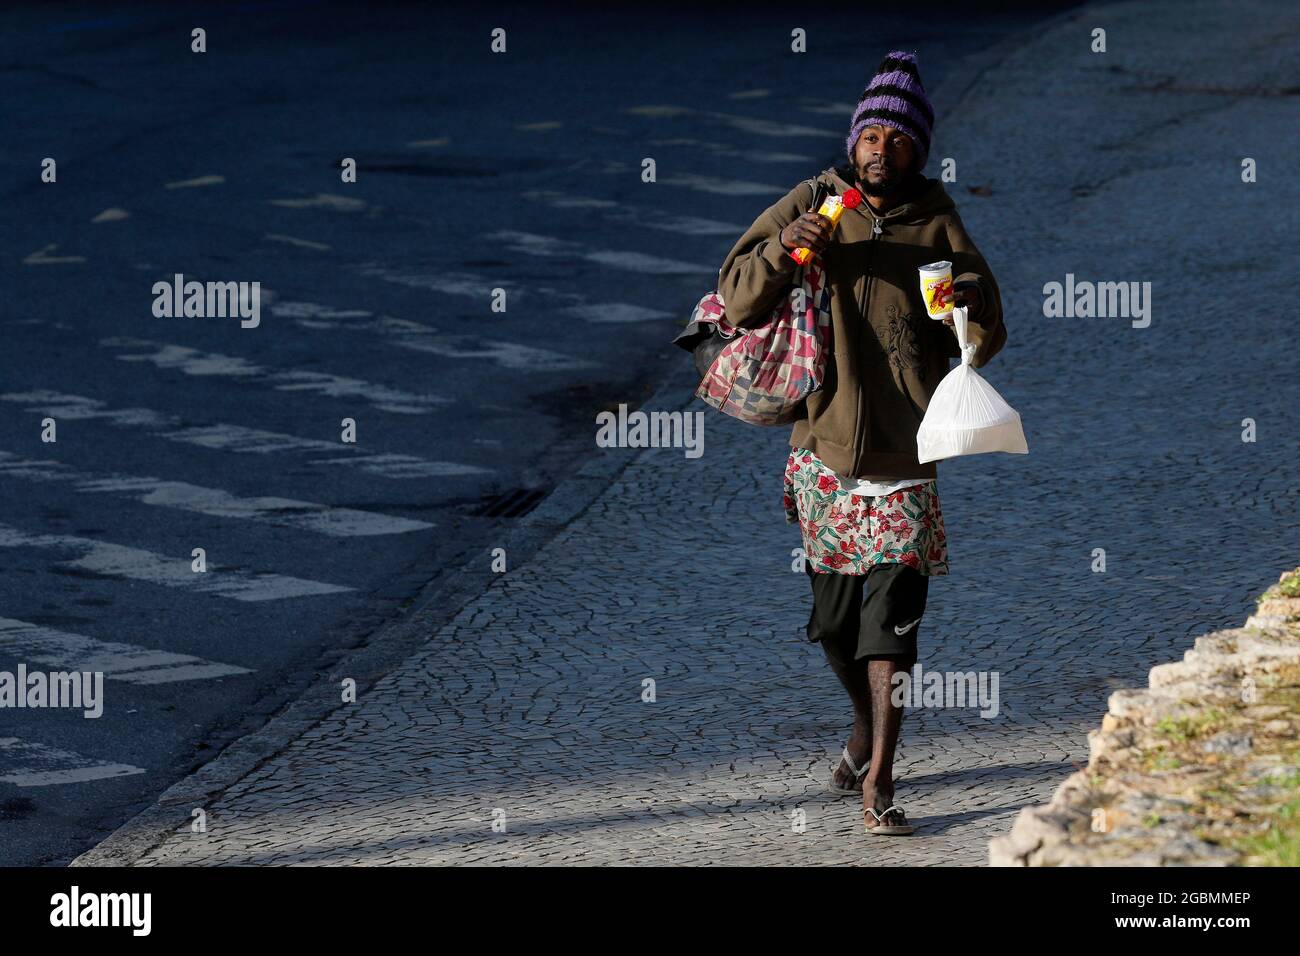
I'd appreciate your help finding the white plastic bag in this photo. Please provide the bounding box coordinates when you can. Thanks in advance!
[916,306,1028,464]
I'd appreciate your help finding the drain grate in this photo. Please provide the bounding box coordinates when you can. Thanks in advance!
[472,486,551,519]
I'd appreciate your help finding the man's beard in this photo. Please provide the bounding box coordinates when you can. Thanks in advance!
[856,165,907,196]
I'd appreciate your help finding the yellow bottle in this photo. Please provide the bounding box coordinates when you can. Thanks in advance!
[789,189,862,265]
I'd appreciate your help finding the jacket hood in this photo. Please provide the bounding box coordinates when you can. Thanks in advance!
[818,164,955,222]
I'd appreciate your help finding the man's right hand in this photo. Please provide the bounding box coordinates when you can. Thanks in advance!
[779,212,833,256]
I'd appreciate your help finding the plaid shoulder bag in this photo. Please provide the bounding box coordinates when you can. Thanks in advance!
[676,180,834,426]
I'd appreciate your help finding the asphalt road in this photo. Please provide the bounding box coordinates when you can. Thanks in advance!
[0,0,1073,865]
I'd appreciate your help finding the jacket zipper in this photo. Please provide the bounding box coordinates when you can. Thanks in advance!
[853,207,885,473]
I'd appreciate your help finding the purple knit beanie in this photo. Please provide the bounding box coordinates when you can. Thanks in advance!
[845,51,935,172]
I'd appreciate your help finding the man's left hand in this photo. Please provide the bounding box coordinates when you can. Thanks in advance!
[943,283,983,326]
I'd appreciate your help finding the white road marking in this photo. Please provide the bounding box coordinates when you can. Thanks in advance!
[522,189,744,235]
[645,137,813,164]
[587,249,713,273]
[267,301,371,320]
[559,303,672,324]
[0,738,145,787]
[659,173,786,196]
[164,175,224,189]
[802,102,856,115]
[269,193,366,211]
[264,234,332,251]
[730,89,771,99]
[516,121,562,130]
[396,336,598,371]
[23,244,85,265]
[355,264,506,299]
[484,231,712,274]
[0,451,432,537]
[273,303,601,370]
[91,208,130,222]
[521,191,617,209]
[0,618,251,685]
[625,105,690,117]
[0,391,490,480]
[101,337,449,414]
[406,137,450,147]
[166,425,488,477]
[703,110,839,138]
[625,105,839,138]
[0,523,354,601]
[615,212,746,236]
[266,294,605,369]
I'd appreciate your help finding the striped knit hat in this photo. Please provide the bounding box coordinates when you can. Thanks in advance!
[845,51,935,172]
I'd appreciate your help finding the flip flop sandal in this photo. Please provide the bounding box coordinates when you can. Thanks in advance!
[864,805,916,836]
[828,747,870,796]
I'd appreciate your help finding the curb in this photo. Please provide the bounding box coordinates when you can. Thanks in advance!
[71,365,701,867]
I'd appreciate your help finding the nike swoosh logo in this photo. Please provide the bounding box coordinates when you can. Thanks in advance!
[894,618,922,635]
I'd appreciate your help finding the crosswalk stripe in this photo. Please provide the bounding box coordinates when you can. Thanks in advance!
[23,244,86,265]
[483,231,712,274]
[0,737,145,787]
[0,451,431,537]
[268,193,367,211]
[625,105,839,139]
[263,233,331,251]
[0,618,251,685]
[269,300,603,370]
[644,138,814,165]
[521,189,746,236]
[393,336,599,371]
[658,173,786,196]
[801,102,856,116]
[164,175,224,189]
[558,303,673,324]
[0,391,491,480]
[101,337,449,415]
[354,264,504,299]
[0,523,353,602]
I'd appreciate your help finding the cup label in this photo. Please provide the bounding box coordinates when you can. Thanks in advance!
[921,273,954,317]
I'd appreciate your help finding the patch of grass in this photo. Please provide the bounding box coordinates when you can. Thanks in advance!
[1257,566,1300,603]
[1277,569,1300,598]
[1231,795,1300,866]
[1154,708,1228,743]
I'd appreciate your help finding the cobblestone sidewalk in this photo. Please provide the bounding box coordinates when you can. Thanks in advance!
[84,0,1300,865]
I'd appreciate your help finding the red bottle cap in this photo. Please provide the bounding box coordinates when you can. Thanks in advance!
[841,188,862,209]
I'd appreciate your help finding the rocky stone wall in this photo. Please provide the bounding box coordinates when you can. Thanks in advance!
[990,568,1300,866]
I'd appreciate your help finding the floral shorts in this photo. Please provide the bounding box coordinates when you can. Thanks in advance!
[783,447,949,576]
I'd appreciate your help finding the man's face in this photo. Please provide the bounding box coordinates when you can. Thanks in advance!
[852,124,916,195]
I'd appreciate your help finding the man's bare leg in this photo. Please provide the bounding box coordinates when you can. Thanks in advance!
[861,656,912,829]
[820,643,874,790]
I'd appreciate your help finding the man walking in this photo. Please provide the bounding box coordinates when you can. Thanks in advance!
[716,52,1007,835]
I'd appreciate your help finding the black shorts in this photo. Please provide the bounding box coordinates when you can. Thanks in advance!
[804,562,929,667]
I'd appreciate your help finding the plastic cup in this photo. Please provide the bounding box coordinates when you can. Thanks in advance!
[919,260,954,319]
